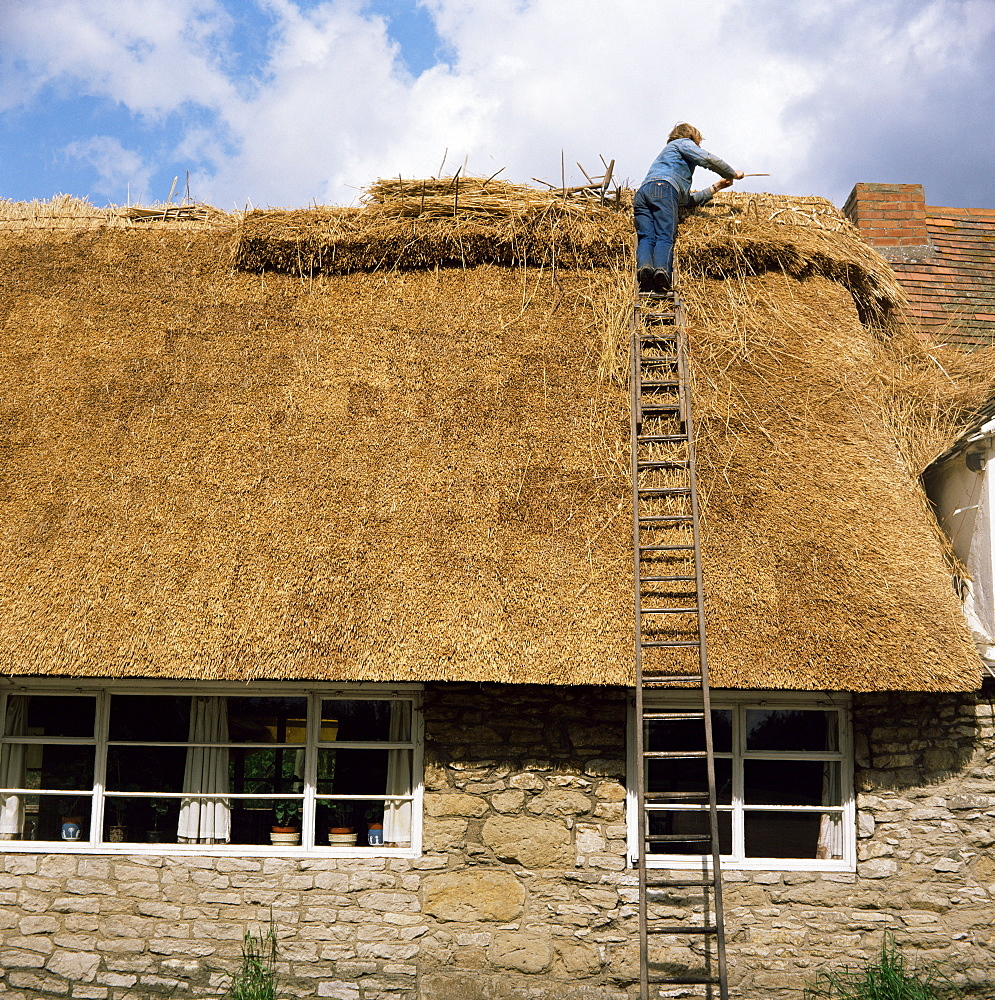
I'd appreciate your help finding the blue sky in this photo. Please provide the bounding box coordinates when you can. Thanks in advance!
[1,0,993,211]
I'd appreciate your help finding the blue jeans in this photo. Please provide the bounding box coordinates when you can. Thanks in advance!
[633,181,678,272]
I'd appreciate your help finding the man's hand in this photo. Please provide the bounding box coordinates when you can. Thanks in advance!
[713,177,734,191]
[733,170,745,180]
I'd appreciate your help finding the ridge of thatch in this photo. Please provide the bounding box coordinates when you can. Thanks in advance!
[0,193,987,691]
[0,194,233,231]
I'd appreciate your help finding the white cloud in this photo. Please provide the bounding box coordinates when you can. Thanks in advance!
[63,135,153,201]
[3,0,993,208]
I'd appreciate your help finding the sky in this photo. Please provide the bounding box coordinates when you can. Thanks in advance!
[1,0,993,213]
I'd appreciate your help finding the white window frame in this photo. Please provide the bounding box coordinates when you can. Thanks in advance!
[627,690,854,872]
[0,679,424,857]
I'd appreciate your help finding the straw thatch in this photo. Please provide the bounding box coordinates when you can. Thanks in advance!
[0,186,987,690]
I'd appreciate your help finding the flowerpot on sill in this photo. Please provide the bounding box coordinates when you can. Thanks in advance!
[146,830,166,843]
[109,824,128,843]
[328,826,357,846]
[270,826,300,846]
[367,823,384,847]
[60,817,83,842]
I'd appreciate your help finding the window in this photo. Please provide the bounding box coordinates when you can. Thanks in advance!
[0,684,422,854]
[628,693,853,869]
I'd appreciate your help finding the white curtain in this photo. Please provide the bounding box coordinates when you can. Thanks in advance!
[383,702,412,846]
[817,715,842,860]
[0,696,28,838]
[178,697,231,844]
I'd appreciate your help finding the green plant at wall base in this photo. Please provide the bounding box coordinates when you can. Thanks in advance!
[804,934,958,1000]
[224,923,278,1000]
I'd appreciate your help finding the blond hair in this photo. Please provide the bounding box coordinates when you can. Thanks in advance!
[667,123,703,145]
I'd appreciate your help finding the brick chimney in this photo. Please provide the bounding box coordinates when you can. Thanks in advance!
[842,183,931,251]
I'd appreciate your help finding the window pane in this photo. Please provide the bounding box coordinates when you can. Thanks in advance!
[106,747,186,793]
[646,710,732,754]
[229,797,303,846]
[4,743,95,791]
[227,698,308,743]
[744,810,843,859]
[646,757,732,805]
[744,760,840,806]
[31,796,92,842]
[316,798,403,847]
[319,700,408,742]
[103,795,182,845]
[646,809,732,855]
[4,695,95,738]
[109,696,190,742]
[230,748,304,795]
[746,710,839,752]
[316,748,390,796]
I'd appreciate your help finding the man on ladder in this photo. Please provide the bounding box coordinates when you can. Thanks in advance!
[634,123,743,293]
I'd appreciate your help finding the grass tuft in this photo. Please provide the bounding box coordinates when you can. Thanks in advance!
[804,934,958,1000]
[224,922,278,1000]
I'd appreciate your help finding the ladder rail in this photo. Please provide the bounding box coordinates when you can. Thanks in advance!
[631,291,729,1000]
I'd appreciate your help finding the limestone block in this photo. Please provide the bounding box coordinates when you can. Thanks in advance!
[593,802,624,821]
[423,818,469,852]
[491,790,526,813]
[7,934,54,954]
[7,970,71,995]
[47,950,101,982]
[508,773,546,791]
[575,824,607,854]
[422,871,524,922]
[859,859,898,878]
[425,792,488,817]
[0,947,47,968]
[356,891,420,912]
[53,934,97,951]
[481,815,573,868]
[18,915,58,935]
[488,927,553,973]
[526,790,591,816]
[566,939,619,975]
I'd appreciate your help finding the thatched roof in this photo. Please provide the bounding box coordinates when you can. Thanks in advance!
[0,183,987,690]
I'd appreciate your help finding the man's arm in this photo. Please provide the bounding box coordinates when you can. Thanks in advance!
[688,175,743,206]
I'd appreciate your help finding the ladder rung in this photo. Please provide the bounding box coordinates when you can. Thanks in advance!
[640,575,695,582]
[638,486,690,495]
[642,750,708,759]
[648,975,721,985]
[637,435,688,444]
[637,461,688,469]
[645,791,710,801]
[640,607,698,614]
[641,641,700,649]
[647,925,718,934]
[642,380,680,388]
[646,878,716,888]
[645,835,712,845]
[642,710,705,720]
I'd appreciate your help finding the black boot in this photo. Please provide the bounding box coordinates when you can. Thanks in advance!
[637,266,654,293]
[653,268,671,293]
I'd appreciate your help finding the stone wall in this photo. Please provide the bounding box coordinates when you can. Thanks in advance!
[0,681,993,999]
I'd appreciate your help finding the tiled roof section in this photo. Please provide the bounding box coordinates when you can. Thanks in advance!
[843,185,995,350]
[891,205,995,349]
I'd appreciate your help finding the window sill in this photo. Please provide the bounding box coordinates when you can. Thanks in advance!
[0,842,420,859]
[633,855,855,873]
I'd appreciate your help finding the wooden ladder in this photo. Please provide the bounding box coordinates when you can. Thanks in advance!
[630,289,729,1000]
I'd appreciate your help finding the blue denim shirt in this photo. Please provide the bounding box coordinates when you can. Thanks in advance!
[640,138,736,206]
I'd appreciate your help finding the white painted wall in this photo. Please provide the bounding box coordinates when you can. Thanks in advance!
[927,436,995,658]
